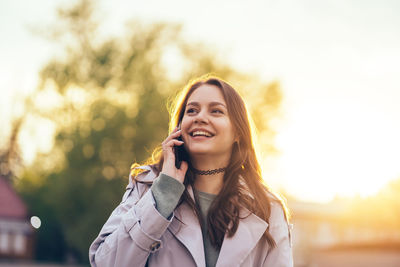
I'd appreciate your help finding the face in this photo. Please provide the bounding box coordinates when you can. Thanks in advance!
[180,84,236,160]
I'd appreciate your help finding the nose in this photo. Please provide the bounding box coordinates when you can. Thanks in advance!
[194,110,208,124]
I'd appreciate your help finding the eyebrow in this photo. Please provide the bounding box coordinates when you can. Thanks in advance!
[186,101,227,108]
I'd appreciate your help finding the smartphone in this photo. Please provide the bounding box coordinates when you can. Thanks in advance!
[174,126,190,169]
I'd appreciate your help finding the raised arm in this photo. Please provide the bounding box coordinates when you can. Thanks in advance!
[89,127,188,267]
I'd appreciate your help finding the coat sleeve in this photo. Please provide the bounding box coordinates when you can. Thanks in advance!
[263,201,294,267]
[89,171,174,267]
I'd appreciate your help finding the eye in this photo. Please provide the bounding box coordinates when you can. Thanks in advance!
[211,109,224,114]
[186,108,197,114]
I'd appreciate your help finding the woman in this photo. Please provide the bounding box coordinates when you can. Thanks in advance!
[89,75,293,267]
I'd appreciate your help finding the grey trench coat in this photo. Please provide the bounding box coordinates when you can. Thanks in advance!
[89,166,293,267]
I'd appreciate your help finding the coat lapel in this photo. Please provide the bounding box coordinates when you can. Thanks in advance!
[166,181,269,267]
[216,208,269,267]
[168,186,206,267]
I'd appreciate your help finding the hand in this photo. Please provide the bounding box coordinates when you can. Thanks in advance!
[161,127,188,183]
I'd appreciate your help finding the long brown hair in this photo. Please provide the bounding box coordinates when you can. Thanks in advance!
[136,74,290,249]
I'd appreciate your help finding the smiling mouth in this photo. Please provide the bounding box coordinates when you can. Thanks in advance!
[190,130,214,137]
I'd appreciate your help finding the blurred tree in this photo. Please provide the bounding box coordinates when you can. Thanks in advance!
[0,117,24,181]
[13,0,283,263]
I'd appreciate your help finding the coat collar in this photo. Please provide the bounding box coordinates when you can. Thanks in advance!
[216,207,269,267]
[168,185,206,267]
[169,185,269,267]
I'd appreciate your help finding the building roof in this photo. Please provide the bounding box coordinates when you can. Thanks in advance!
[0,177,28,219]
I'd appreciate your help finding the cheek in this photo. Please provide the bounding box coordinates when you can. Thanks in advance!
[218,120,234,133]
[180,116,190,130]
[180,116,191,140]
[222,123,236,143]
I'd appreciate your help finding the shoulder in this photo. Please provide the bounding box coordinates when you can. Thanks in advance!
[119,165,159,202]
[266,191,291,227]
[127,165,158,189]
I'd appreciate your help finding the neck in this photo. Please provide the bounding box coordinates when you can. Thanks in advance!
[190,153,230,170]
[194,173,224,195]
[190,154,230,195]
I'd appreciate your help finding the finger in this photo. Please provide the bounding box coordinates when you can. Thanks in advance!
[163,130,183,144]
[170,126,180,135]
[163,139,184,150]
[170,128,182,137]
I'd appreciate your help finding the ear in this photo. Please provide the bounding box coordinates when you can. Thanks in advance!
[233,131,240,145]
[234,136,240,144]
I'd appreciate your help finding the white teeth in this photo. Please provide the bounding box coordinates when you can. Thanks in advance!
[192,131,212,137]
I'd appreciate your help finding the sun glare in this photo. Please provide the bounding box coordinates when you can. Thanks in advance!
[272,99,400,203]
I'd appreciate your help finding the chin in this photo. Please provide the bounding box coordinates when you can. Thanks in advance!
[187,148,211,155]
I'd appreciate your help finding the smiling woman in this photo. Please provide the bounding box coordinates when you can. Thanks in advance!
[89,74,293,267]
[180,84,237,165]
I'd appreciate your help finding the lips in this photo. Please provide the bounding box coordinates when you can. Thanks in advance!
[189,128,215,138]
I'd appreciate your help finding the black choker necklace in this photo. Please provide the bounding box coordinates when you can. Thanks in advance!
[191,166,227,175]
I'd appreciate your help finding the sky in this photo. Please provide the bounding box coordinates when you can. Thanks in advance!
[1,0,400,203]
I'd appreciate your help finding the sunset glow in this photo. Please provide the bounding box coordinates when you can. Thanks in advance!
[2,0,400,204]
[269,97,400,203]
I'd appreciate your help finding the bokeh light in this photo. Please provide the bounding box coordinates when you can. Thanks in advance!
[30,216,41,229]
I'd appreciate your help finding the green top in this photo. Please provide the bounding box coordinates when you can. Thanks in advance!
[194,188,219,267]
[151,173,220,267]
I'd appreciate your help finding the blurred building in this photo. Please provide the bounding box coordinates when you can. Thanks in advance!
[289,200,400,267]
[0,177,34,259]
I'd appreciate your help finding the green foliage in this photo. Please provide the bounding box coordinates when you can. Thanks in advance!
[14,0,283,263]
